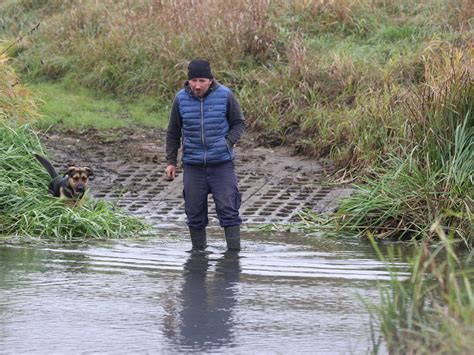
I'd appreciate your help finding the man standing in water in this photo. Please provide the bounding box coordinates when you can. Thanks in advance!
[165,60,246,251]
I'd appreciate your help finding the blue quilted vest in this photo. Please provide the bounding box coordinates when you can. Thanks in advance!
[177,84,235,165]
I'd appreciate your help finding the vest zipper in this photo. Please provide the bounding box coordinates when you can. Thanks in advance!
[200,98,206,165]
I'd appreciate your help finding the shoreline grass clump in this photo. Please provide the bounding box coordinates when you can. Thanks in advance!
[367,227,474,353]
[304,66,473,243]
[0,123,149,241]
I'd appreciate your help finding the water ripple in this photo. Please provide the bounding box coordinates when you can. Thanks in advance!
[0,235,403,354]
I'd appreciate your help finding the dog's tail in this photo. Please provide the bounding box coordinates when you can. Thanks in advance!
[34,153,59,179]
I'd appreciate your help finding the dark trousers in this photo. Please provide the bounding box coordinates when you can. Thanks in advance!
[183,161,242,229]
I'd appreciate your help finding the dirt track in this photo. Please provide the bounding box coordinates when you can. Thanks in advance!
[41,128,351,226]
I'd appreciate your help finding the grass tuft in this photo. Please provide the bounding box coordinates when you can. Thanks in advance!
[0,122,149,241]
[367,226,474,353]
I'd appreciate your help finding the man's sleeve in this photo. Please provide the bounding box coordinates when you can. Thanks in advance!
[165,97,182,166]
[226,92,246,146]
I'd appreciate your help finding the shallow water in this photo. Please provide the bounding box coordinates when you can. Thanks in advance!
[0,229,408,354]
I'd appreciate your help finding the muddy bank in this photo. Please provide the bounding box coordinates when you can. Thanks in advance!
[40,128,352,226]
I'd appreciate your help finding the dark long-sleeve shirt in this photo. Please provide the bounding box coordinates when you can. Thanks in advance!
[166,81,246,166]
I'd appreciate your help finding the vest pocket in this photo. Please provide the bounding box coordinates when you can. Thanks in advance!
[224,137,233,159]
[183,137,189,155]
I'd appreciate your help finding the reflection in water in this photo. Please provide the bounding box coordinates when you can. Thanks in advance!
[179,251,241,352]
[0,232,407,353]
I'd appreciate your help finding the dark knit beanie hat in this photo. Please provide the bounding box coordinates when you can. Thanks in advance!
[188,60,213,80]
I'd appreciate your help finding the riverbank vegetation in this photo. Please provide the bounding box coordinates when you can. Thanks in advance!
[369,229,473,353]
[1,0,471,243]
[0,53,148,241]
[0,0,471,167]
[309,68,473,243]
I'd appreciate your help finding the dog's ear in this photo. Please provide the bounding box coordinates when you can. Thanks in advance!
[64,166,76,177]
[85,167,95,180]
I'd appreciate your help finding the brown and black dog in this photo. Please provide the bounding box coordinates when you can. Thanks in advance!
[34,153,94,207]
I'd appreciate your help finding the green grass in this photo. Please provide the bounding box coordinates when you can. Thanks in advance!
[29,82,169,130]
[297,67,473,243]
[0,122,150,241]
[367,230,474,353]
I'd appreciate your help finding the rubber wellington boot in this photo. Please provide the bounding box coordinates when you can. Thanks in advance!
[189,227,207,250]
[224,225,241,251]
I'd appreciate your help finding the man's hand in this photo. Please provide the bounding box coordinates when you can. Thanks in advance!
[165,164,176,181]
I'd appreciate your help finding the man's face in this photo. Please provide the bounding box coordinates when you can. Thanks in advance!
[189,78,212,97]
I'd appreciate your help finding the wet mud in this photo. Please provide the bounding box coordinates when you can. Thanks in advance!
[40,128,352,226]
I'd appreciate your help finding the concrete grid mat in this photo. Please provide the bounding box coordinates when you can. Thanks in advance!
[43,132,350,226]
